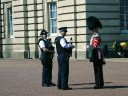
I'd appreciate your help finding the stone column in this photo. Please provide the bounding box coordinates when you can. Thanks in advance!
[23,0,29,58]
[74,0,77,59]
[0,0,3,58]
[33,0,39,58]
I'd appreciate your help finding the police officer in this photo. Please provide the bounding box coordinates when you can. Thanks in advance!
[38,29,56,87]
[55,27,75,90]
[86,16,105,89]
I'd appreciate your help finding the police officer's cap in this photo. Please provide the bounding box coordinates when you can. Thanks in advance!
[58,27,68,32]
[40,29,48,35]
[86,16,102,30]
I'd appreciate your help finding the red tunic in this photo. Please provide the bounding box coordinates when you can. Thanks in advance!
[90,32,103,60]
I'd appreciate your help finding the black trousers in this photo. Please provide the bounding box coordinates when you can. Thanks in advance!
[93,60,104,87]
[42,59,53,85]
[57,55,70,89]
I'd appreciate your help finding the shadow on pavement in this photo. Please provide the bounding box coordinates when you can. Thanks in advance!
[69,82,113,86]
[72,85,128,90]
[69,83,95,86]
[73,87,94,90]
[103,86,128,89]
[69,82,128,90]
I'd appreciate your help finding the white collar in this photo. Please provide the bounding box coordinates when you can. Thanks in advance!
[41,38,47,41]
[59,35,65,38]
[59,34,63,37]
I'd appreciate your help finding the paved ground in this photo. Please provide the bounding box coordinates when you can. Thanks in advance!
[0,58,128,96]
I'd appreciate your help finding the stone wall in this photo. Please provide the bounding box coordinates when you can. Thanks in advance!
[1,0,44,59]
[0,0,127,59]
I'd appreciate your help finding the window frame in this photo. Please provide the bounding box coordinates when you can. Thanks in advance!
[7,6,14,38]
[120,0,128,34]
[48,2,57,36]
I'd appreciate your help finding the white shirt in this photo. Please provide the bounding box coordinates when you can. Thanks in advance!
[59,35,72,49]
[39,39,47,49]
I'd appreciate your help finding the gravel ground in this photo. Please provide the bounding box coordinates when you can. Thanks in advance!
[0,59,128,96]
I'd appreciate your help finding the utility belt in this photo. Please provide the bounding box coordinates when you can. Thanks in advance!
[58,53,70,57]
[41,52,53,59]
[58,54,70,62]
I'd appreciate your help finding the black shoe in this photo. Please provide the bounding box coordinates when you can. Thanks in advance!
[57,86,62,90]
[42,83,49,87]
[57,87,62,90]
[94,86,100,89]
[62,87,72,90]
[49,83,56,86]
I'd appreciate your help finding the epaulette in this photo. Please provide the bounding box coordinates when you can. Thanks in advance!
[55,36,63,42]
[93,32,100,38]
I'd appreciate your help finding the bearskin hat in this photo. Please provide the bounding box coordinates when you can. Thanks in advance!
[86,16,102,30]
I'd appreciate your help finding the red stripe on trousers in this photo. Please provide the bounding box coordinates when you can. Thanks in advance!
[98,64,100,87]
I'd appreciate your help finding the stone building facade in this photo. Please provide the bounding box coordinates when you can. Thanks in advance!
[0,0,128,59]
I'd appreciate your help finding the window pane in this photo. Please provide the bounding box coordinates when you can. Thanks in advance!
[55,27,57,33]
[52,27,54,33]
[55,19,57,26]
[52,20,56,27]
[53,20,57,26]
[7,8,13,38]
[120,0,128,33]
[127,15,128,21]
[50,19,53,30]
[52,26,57,33]
[50,19,52,25]
[53,11,57,18]
[49,3,57,34]
[52,20,54,26]
[50,11,57,18]
[50,4,52,10]
[125,0,128,6]
[121,23,124,30]
[10,9,13,36]
[120,0,124,6]
[53,3,56,10]
[50,10,53,18]
[127,23,128,29]
[120,7,125,14]
[120,15,124,22]
[125,7,128,14]
[50,20,56,33]
[52,4,55,10]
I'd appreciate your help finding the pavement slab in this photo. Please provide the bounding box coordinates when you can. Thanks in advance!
[0,59,128,96]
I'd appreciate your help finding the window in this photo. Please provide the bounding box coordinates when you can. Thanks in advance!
[48,3,57,35]
[7,7,13,38]
[120,0,128,33]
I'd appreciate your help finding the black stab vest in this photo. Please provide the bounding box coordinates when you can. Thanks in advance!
[55,36,72,55]
[38,38,54,59]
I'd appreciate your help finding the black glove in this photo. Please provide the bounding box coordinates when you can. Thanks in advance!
[102,59,106,65]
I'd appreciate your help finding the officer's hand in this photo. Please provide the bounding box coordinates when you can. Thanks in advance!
[71,45,75,49]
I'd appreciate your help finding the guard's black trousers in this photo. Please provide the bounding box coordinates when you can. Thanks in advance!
[93,60,104,87]
[57,55,70,89]
[42,59,53,85]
